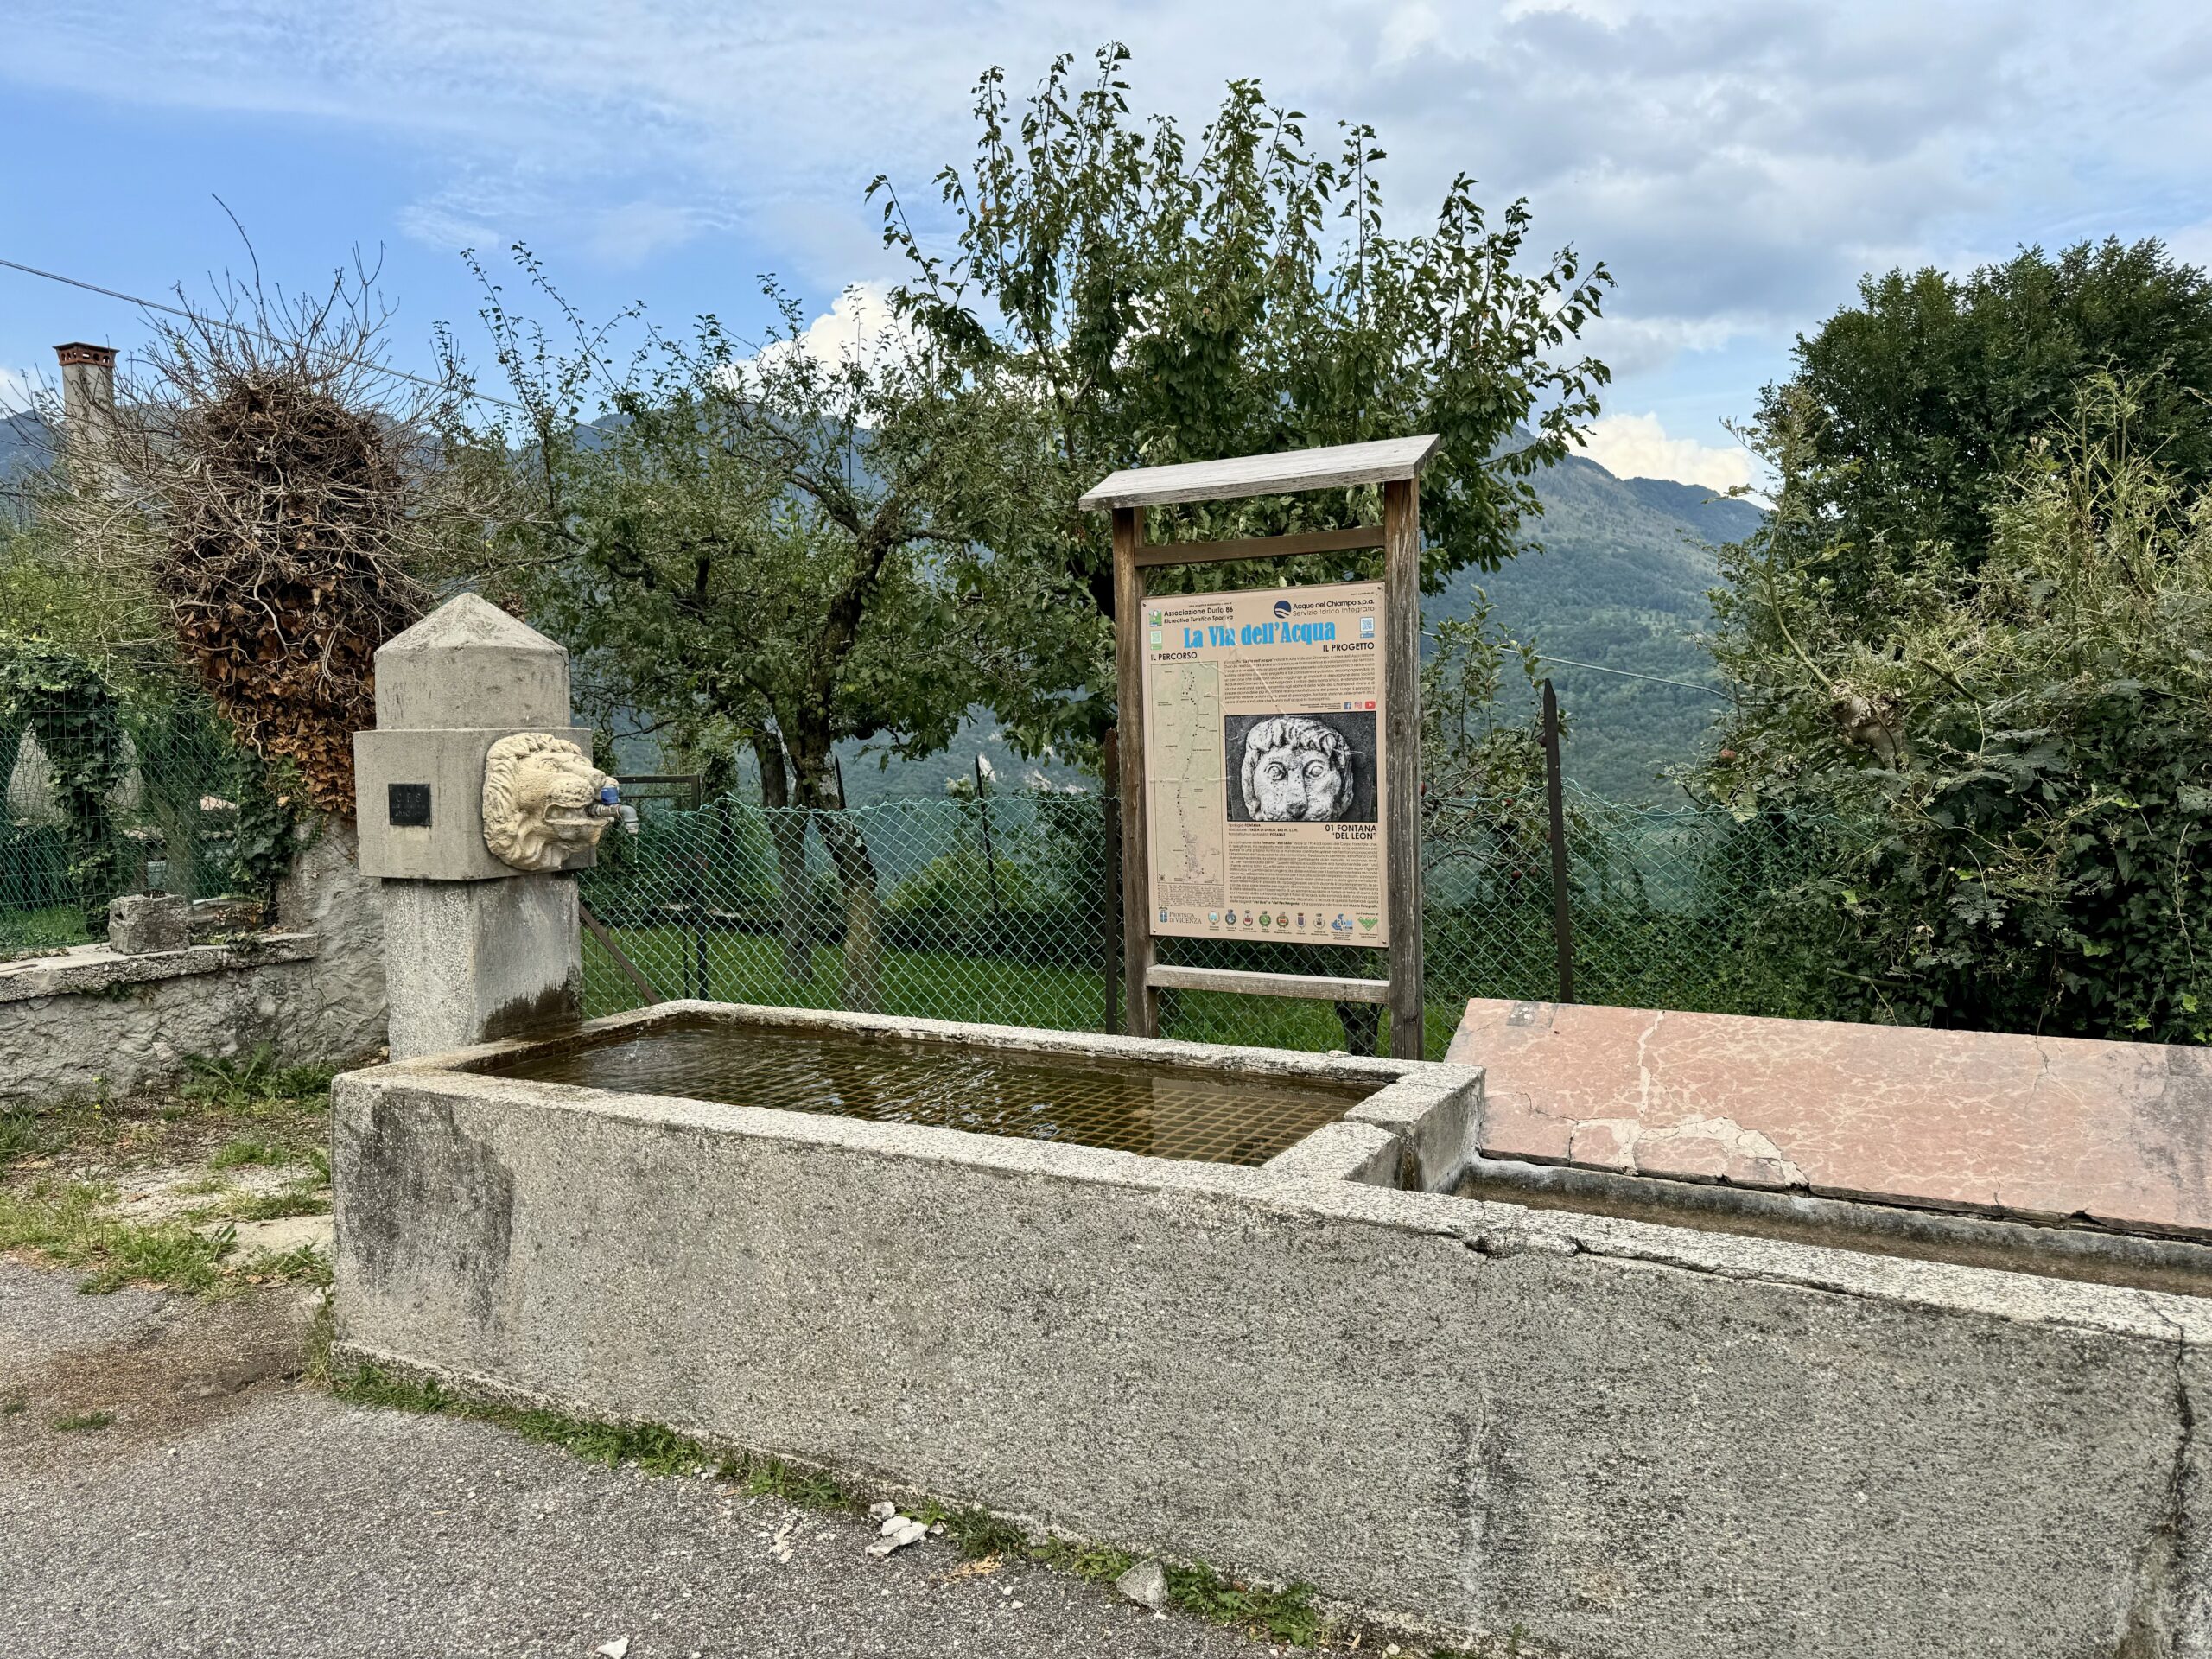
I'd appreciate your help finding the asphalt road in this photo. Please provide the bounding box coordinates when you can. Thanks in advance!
[0,1262,1275,1658]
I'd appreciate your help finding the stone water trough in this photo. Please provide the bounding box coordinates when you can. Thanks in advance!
[329,995,2212,1659]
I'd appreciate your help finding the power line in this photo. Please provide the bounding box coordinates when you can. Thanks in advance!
[0,254,524,411]
[1534,653,1733,700]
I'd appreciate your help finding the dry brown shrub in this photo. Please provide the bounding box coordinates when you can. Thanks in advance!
[31,261,490,812]
[160,375,428,807]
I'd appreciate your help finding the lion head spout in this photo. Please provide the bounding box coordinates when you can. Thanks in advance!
[482,733,617,873]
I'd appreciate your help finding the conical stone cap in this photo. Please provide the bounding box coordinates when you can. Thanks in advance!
[373,592,571,730]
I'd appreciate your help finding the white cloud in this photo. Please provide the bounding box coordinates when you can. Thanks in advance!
[725,283,920,399]
[1501,0,1636,24]
[784,282,915,373]
[1579,412,1754,493]
[1376,3,1447,67]
[1580,313,1750,380]
[588,201,719,269]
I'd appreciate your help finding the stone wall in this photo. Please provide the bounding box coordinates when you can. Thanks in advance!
[332,1012,2212,1659]
[0,817,385,1107]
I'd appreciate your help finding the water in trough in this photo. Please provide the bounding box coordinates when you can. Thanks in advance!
[477,1016,1376,1166]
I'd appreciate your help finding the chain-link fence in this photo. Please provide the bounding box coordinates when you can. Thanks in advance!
[579,785,1868,1056]
[0,677,254,954]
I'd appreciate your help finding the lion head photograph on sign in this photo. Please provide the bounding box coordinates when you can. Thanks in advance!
[1224,711,1378,824]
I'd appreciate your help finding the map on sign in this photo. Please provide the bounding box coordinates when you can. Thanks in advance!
[1147,659,1224,885]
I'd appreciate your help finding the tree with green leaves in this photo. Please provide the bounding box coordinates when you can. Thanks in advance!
[868,44,1612,760]
[1756,238,2212,610]
[467,264,982,1011]
[1706,373,2212,1040]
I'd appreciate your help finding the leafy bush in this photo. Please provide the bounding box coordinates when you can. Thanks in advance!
[0,643,127,924]
[1707,377,2212,1039]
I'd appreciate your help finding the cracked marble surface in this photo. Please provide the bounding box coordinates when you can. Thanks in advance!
[1446,998,2212,1237]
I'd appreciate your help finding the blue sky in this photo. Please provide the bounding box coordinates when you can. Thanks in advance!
[3,0,2207,491]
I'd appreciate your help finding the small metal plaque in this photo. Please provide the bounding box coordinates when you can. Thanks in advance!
[388,783,433,828]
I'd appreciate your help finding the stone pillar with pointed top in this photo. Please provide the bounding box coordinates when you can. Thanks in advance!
[353,594,601,1058]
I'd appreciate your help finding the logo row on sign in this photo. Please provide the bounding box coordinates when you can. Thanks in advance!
[1157,906,1379,934]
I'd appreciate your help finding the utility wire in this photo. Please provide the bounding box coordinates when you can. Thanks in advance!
[0,254,524,411]
[1533,652,1733,699]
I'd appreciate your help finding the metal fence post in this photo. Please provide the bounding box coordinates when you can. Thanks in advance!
[974,753,1001,914]
[1542,679,1575,1003]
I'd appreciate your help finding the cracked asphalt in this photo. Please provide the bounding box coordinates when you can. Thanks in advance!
[0,1262,1277,1658]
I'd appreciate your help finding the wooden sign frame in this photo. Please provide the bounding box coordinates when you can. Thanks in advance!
[1080,435,1438,1060]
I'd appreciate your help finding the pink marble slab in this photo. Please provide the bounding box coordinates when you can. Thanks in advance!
[1446,998,2212,1237]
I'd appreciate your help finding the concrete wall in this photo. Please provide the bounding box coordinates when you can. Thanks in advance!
[333,1016,2212,1658]
[0,817,385,1106]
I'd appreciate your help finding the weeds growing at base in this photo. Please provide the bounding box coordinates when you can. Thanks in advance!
[330,1358,1326,1645]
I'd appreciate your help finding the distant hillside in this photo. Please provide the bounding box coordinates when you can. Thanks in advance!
[1433,455,1761,802]
[1618,475,1764,546]
[0,412,51,520]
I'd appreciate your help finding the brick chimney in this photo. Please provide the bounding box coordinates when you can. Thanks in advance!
[53,341,118,480]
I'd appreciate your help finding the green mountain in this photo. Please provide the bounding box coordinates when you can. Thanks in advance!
[1436,455,1763,801]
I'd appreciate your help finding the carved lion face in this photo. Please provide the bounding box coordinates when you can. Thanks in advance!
[1239,716,1355,823]
[482,733,615,872]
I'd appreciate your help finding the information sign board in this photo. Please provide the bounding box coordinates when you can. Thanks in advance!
[1139,580,1387,947]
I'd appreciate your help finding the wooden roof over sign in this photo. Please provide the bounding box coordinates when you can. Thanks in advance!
[1077,434,1442,512]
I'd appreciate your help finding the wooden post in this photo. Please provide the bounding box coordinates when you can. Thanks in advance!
[1542,678,1574,1003]
[1382,479,1425,1060]
[1100,728,1122,1036]
[1112,507,1159,1038]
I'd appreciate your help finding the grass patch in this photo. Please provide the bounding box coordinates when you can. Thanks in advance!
[238,1242,334,1287]
[1161,1563,1320,1646]
[50,1409,114,1432]
[334,1363,721,1475]
[916,1503,1320,1645]
[1,1395,25,1416]
[0,1180,232,1294]
[185,1185,331,1224]
[208,1135,292,1170]
[337,1362,850,1496]
[0,903,94,956]
[0,1179,326,1294]
[302,1294,335,1387]
[730,1452,855,1508]
[0,1046,333,1182]
[0,1109,42,1163]
[181,1046,334,1117]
